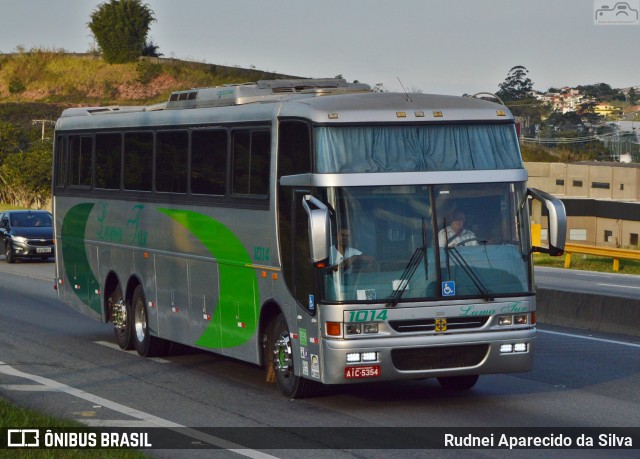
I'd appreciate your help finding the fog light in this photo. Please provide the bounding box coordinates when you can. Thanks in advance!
[346,324,362,335]
[514,343,527,353]
[500,344,513,353]
[514,314,528,325]
[346,353,361,363]
[361,352,377,362]
[363,323,378,334]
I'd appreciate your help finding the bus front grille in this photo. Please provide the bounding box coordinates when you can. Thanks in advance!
[391,344,489,371]
[388,316,490,333]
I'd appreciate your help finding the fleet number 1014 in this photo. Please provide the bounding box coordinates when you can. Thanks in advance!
[348,310,388,323]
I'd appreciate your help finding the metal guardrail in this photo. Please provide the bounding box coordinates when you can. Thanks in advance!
[563,243,640,272]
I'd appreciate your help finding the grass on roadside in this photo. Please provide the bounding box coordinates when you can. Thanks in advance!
[0,397,149,459]
[533,252,640,275]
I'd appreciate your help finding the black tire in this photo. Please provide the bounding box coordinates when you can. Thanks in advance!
[437,374,479,391]
[269,313,319,398]
[5,243,15,264]
[132,285,169,357]
[111,283,133,350]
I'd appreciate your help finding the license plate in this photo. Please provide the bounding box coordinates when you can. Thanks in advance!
[344,365,381,379]
[36,247,51,253]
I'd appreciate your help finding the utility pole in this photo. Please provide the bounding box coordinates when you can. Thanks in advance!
[32,119,55,140]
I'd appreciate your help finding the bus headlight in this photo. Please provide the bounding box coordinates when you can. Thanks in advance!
[346,323,379,335]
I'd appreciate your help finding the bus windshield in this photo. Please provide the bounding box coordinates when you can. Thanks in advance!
[322,182,531,303]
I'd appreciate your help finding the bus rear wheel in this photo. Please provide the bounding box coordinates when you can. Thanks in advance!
[110,283,133,350]
[269,313,319,399]
[437,374,479,391]
[132,285,169,357]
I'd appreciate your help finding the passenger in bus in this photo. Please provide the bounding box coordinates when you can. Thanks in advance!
[438,210,478,247]
[329,227,375,272]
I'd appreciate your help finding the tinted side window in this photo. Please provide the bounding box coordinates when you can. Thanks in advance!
[191,130,227,195]
[278,121,311,177]
[232,130,271,196]
[55,136,68,189]
[156,131,188,193]
[69,136,92,187]
[95,133,122,190]
[124,132,153,191]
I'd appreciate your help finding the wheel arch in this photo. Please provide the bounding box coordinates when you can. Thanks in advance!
[259,299,283,367]
[125,275,143,307]
[103,271,121,322]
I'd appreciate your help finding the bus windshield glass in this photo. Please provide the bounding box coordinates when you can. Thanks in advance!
[322,182,530,303]
[314,124,522,173]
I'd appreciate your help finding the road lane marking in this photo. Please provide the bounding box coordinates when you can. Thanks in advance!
[538,329,640,348]
[94,340,170,363]
[597,283,640,290]
[0,362,279,458]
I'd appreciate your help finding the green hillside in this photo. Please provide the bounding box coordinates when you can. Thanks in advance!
[0,50,298,208]
[0,49,294,108]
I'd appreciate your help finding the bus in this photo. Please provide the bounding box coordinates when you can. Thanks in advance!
[52,78,566,398]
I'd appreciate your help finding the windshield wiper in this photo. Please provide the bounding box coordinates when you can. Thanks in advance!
[446,246,493,301]
[386,218,429,308]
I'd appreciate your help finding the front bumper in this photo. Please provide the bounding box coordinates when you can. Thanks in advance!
[320,328,535,384]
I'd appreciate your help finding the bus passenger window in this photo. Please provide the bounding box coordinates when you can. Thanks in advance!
[69,136,92,187]
[232,130,271,196]
[55,136,68,188]
[191,130,227,195]
[95,133,122,190]
[156,131,187,193]
[124,132,153,191]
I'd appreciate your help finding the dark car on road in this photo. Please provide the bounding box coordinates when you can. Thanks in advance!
[0,210,55,263]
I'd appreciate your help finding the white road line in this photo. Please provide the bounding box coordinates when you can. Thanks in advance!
[94,341,170,363]
[597,283,640,290]
[538,329,640,348]
[0,362,279,459]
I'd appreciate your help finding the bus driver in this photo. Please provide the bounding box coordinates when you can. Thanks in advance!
[438,210,478,247]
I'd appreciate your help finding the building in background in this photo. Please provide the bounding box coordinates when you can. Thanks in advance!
[525,161,640,249]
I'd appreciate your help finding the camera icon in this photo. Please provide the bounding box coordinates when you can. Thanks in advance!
[595,1,640,24]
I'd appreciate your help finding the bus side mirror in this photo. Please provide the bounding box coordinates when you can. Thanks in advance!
[528,188,566,256]
[302,195,330,263]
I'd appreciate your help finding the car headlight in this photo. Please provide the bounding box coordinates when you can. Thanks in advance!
[10,236,27,244]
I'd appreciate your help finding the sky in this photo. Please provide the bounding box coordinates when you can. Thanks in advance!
[0,0,638,96]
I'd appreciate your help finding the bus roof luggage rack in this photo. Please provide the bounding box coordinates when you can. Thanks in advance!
[166,78,371,109]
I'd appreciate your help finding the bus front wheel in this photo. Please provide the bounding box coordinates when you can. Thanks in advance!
[110,283,133,350]
[269,313,319,399]
[132,285,168,357]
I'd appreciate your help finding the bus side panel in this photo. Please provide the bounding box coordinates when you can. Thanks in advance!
[188,259,220,347]
[155,254,191,343]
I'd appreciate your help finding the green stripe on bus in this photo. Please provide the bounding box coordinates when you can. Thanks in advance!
[158,208,259,349]
[60,203,101,314]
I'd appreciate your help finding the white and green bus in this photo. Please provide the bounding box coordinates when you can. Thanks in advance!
[53,78,566,398]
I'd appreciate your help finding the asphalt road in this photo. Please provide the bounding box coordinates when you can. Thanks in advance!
[0,260,639,458]
[535,266,640,300]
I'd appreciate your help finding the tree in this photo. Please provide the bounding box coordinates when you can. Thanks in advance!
[496,65,534,102]
[88,0,156,64]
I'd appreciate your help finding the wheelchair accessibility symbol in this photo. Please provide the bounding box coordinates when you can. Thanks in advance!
[442,281,455,296]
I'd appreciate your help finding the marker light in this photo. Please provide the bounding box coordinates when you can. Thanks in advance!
[326,322,342,336]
